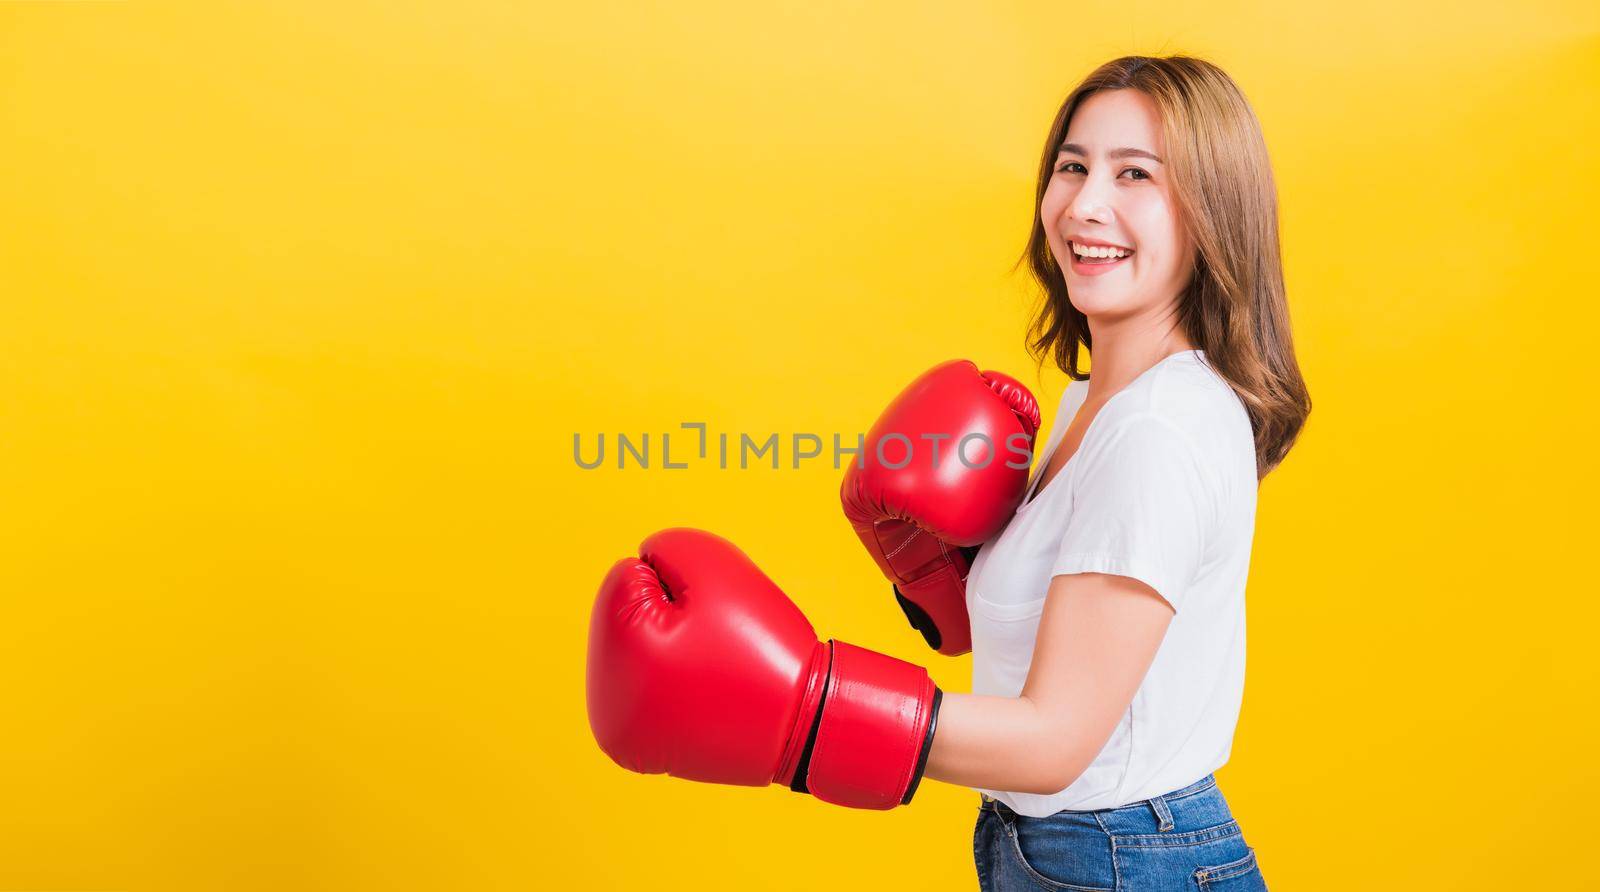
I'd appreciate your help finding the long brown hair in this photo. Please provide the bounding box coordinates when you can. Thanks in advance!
[1021,55,1310,478]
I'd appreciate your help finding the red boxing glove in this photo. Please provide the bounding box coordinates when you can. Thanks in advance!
[841,361,1040,656]
[586,528,940,810]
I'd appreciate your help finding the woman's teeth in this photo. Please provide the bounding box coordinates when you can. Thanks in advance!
[1071,242,1133,262]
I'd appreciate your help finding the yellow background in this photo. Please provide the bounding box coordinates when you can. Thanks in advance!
[3,2,1596,889]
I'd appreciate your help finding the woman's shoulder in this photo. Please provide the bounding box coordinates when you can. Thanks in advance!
[1090,352,1254,476]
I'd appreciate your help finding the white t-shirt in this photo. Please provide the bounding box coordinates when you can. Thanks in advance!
[967,349,1258,815]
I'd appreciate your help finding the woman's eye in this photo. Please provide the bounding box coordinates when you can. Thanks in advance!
[1054,161,1149,181]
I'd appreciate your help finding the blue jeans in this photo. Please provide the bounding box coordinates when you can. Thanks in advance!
[972,774,1268,890]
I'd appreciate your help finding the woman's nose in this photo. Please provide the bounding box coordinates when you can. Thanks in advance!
[1068,175,1114,223]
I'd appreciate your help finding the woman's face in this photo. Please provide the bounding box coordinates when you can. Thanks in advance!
[1041,88,1196,320]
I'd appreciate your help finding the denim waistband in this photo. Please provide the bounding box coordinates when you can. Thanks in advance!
[981,773,1218,827]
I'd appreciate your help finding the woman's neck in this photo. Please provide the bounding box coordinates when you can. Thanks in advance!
[1083,319,1196,403]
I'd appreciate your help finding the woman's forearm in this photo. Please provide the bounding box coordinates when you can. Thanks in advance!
[922,691,1090,795]
[924,573,1176,797]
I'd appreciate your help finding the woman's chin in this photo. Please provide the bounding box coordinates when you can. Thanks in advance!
[1067,291,1134,317]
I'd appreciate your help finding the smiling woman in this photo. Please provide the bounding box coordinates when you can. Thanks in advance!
[1022,57,1309,477]
[919,54,1309,892]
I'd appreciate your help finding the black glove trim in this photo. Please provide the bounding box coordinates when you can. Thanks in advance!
[787,645,833,795]
[901,687,943,806]
[893,585,943,651]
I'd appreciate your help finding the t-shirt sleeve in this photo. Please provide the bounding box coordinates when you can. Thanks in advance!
[1051,413,1214,612]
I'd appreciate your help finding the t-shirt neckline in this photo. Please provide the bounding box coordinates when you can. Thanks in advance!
[1019,348,1204,510]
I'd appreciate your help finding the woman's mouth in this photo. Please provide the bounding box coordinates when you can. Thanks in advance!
[1068,241,1133,276]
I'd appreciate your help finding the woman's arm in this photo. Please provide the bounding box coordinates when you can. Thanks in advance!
[922,572,1175,795]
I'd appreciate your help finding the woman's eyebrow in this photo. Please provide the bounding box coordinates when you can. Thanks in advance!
[1057,142,1164,164]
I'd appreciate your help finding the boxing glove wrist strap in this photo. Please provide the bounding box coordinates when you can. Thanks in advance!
[782,640,941,810]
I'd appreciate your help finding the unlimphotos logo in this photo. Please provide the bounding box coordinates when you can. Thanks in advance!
[574,422,1034,471]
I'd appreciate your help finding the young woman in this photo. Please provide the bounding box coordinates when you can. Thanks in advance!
[919,55,1310,890]
[585,51,1308,892]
